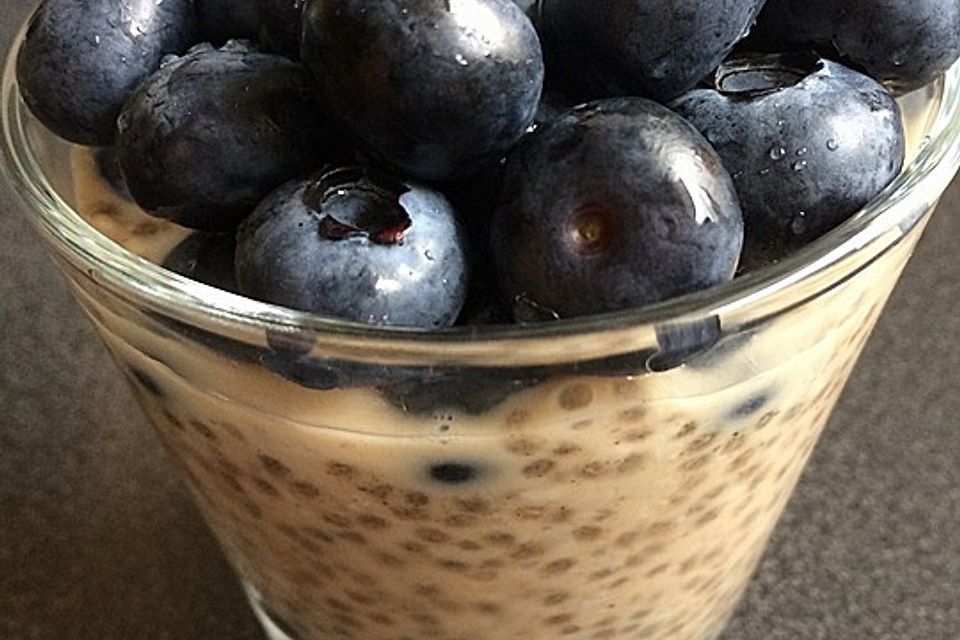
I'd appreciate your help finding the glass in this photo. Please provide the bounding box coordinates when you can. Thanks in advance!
[3,17,959,639]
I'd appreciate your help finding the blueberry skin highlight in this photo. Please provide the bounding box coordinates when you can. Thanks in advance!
[236,167,470,328]
[490,98,744,319]
[539,0,767,102]
[16,0,196,146]
[300,0,544,181]
[671,54,905,260]
[117,42,342,231]
[747,0,960,94]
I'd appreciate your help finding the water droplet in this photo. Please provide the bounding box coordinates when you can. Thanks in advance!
[826,139,839,151]
[454,53,468,66]
[769,146,785,161]
[792,160,807,172]
[795,147,807,157]
[757,168,771,176]
[425,250,435,261]
[91,34,102,46]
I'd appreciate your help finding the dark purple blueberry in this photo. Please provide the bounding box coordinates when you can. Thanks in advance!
[379,368,543,415]
[16,0,196,146]
[490,98,744,320]
[441,166,515,326]
[727,391,774,420]
[538,0,767,102]
[235,166,470,328]
[568,316,722,376]
[428,462,484,485]
[255,0,305,58]
[746,0,960,94]
[196,0,259,44]
[671,53,905,262]
[162,233,239,293]
[259,329,422,390]
[300,0,544,181]
[116,42,343,231]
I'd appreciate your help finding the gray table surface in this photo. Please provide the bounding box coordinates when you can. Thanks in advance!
[2,3,960,639]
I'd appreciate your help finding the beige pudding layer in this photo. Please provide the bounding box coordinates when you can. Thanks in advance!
[64,89,938,640]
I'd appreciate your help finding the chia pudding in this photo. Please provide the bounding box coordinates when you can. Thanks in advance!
[56,87,941,640]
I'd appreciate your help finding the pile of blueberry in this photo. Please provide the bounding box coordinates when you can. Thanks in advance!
[17,0,960,330]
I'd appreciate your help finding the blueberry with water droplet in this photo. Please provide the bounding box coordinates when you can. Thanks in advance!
[300,0,544,180]
[490,98,744,319]
[235,165,470,328]
[671,53,904,265]
[117,42,344,231]
[745,0,960,95]
[538,0,767,102]
[16,0,196,145]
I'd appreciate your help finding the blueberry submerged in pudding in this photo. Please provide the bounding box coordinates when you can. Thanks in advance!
[428,462,485,485]
[380,369,544,415]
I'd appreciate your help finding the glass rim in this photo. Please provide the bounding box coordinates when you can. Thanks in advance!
[3,19,960,367]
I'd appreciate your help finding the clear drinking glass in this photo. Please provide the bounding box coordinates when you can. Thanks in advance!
[3,20,959,640]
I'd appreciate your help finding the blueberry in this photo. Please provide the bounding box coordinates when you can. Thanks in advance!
[117,42,343,231]
[428,462,484,485]
[162,233,239,293]
[379,369,543,415]
[196,0,259,45]
[235,166,470,328]
[746,0,960,94]
[490,98,744,319]
[727,391,773,420]
[260,329,421,390]
[670,53,905,262]
[145,311,263,364]
[300,0,544,181]
[16,0,196,146]
[255,0,305,58]
[568,316,722,376]
[538,0,767,102]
